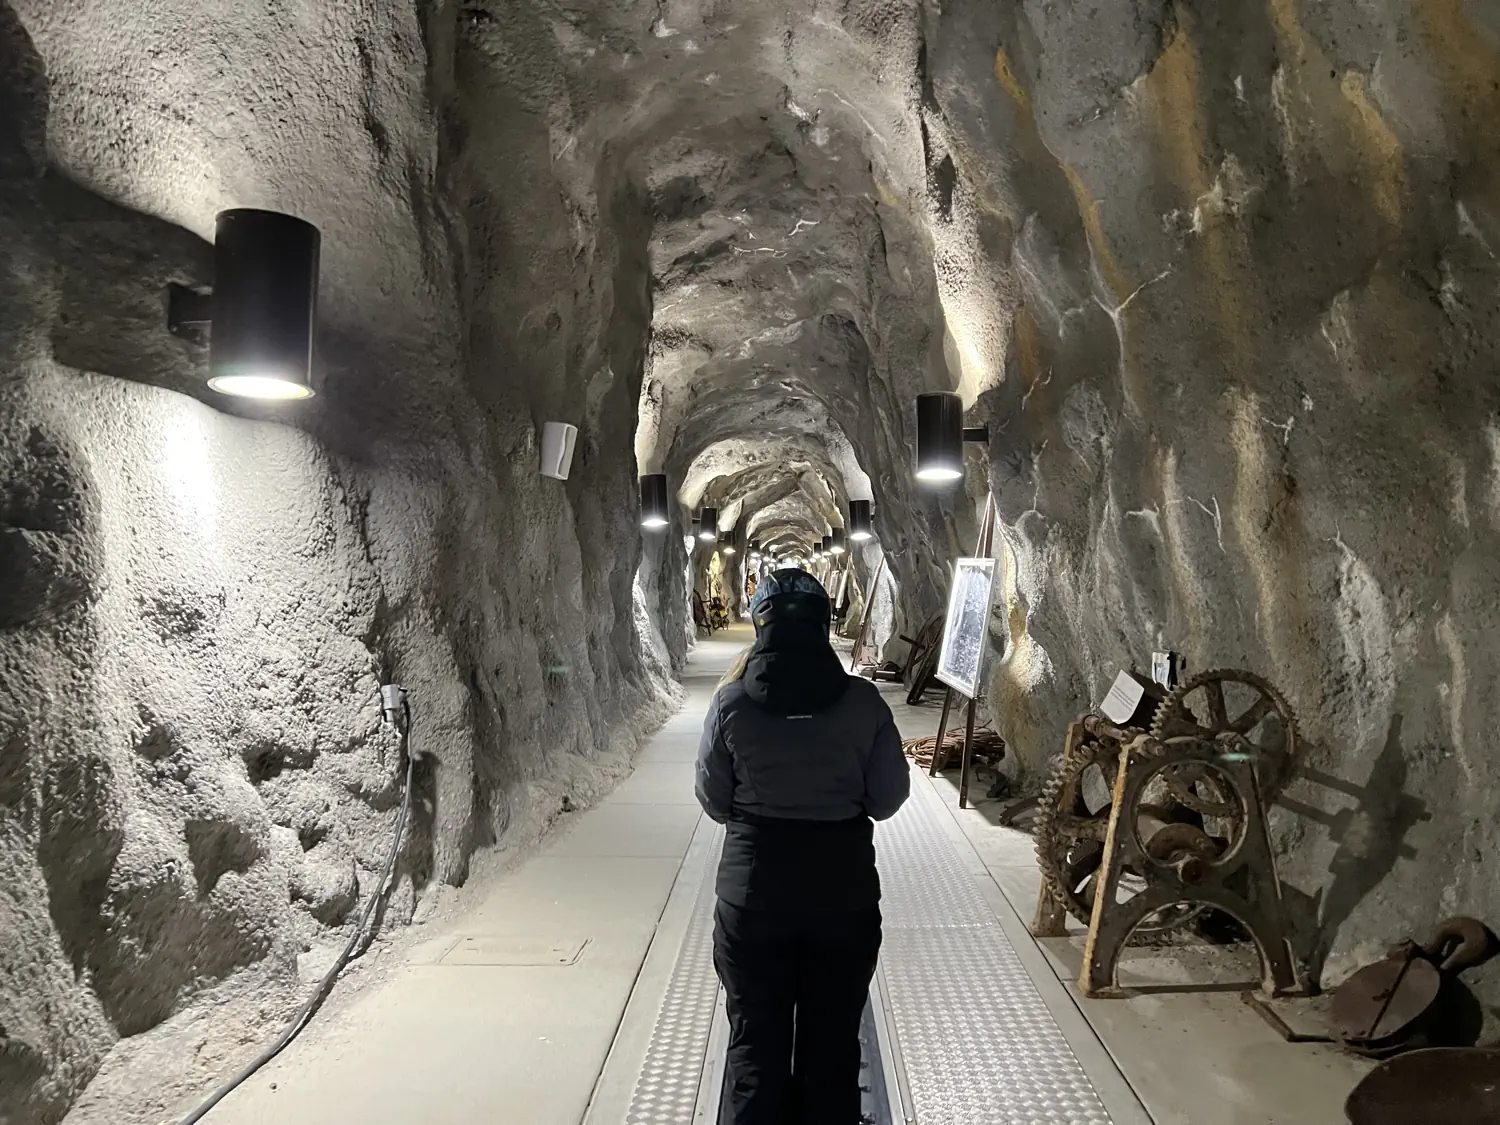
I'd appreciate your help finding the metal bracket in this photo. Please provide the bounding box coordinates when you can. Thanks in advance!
[167,283,212,344]
[962,425,990,444]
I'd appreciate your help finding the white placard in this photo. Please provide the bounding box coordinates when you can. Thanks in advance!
[935,558,998,699]
[1100,670,1147,725]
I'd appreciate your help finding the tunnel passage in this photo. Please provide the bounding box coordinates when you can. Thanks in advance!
[3,1,1500,1123]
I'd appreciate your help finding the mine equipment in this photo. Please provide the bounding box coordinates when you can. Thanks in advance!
[1032,716,1219,938]
[1032,667,1305,998]
[1344,1046,1500,1124]
[902,726,1005,772]
[1331,916,1497,1059]
[1151,668,1300,805]
[1072,732,1302,998]
[1034,667,1303,936]
[901,613,944,704]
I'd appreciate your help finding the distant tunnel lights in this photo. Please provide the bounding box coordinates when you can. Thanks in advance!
[206,209,321,400]
[698,507,719,541]
[639,474,670,529]
[915,392,988,483]
[848,500,873,541]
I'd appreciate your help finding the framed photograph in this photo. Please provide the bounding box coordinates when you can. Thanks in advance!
[935,557,998,699]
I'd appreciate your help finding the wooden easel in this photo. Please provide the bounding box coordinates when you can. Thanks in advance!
[927,492,997,810]
[847,555,888,673]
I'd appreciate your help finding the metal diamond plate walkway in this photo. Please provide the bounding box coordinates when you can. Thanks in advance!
[597,770,1137,1124]
[877,786,1113,1124]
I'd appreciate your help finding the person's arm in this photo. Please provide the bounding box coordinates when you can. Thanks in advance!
[864,697,911,821]
[695,694,735,823]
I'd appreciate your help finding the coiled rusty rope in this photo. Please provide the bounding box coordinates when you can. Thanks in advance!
[902,727,1006,770]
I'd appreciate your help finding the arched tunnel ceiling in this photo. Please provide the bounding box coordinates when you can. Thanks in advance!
[599,6,942,560]
[681,436,859,548]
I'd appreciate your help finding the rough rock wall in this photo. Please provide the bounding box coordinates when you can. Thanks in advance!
[0,3,675,1121]
[6,3,1498,1119]
[920,0,1500,992]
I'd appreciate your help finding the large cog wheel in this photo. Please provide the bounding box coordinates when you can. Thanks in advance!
[1035,736,1220,937]
[1150,668,1300,803]
[1034,739,1118,928]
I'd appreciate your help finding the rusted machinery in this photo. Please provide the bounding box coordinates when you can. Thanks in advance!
[1032,668,1303,998]
[1331,916,1496,1058]
[1345,1046,1500,1124]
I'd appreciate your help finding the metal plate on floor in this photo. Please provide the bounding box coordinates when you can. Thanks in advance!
[439,936,589,966]
[876,787,1115,1123]
[626,835,723,1124]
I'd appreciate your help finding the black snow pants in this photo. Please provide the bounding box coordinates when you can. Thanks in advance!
[713,899,882,1125]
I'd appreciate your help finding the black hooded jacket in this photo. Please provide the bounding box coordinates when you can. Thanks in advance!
[696,581,910,911]
[741,590,849,714]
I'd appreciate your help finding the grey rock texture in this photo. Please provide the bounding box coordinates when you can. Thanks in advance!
[2,2,678,1121]
[956,0,1500,1000]
[1,0,1497,1120]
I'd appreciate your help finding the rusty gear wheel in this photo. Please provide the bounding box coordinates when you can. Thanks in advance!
[1034,739,1118,928]
[1036,737,1226,937]
[1150,668,1299,805]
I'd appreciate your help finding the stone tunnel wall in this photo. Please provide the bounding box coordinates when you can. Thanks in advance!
[0,3,679,1122]
[926,0,1500,996]
[4,0,1500,1119]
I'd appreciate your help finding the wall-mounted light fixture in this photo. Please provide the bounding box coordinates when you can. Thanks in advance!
[848,499,873,541]
[698,507,719,542]
[170,208,322,400]
[830,528,847,555]
[540,421,578,480]
[821,535,833,556]
[639,474,670,529]
[915,392,989,483]
[720,538,736,556]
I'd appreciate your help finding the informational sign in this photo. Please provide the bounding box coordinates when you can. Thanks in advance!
[935,558,998,699]
[1100,669,1165,728]
[1100,671,1148,725]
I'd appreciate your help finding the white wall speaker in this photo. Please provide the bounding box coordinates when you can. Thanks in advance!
[540,421,578,480]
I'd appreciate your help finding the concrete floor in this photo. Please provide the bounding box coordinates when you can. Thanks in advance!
[205,624,1370,1124]
[204,627,748,1125]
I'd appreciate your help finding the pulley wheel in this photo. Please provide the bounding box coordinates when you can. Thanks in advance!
[1332,955,1441,1050]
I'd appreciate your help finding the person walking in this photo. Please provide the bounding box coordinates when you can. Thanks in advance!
[695,568,910,1124]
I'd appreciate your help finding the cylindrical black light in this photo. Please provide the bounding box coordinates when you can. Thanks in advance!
[639,474,670,529]
[830,528,847,555]
[698,506,719,541]
[915,392,967,481]
[209,209,320,399]
[821,535,833,555]
[848,499,873,541]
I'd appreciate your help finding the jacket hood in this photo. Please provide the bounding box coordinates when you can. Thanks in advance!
[744,576,849,714]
